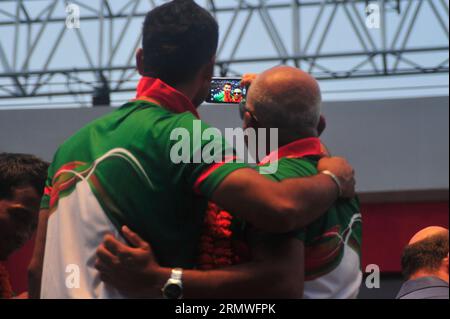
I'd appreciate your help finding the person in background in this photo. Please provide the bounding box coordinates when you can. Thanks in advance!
[397,226,449,299]
[0,153,48,299]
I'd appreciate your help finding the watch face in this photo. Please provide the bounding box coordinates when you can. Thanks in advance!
[164,283,182,299]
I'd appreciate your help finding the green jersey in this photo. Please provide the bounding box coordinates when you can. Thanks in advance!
[258,137,363,299]
[40,77,248,299]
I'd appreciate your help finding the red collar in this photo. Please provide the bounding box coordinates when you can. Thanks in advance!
[134,77,200,118]
[259,137,324,165]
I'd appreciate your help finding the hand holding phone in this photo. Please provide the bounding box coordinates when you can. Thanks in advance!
[241,74,258,88]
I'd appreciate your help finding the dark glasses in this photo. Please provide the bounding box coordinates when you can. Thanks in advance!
[239,99,258,122]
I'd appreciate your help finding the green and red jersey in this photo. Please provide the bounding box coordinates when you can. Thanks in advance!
[258,137,363,298]
[197,137,363,298]
[40,77,248,298]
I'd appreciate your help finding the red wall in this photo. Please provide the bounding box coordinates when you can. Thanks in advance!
[5,235,35,294]
[361,201,449,273]
[5,201,449,294]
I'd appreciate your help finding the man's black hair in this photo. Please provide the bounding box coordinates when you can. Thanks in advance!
[142,0,219,86]
[401,233,449,279]
[0,153,49,199]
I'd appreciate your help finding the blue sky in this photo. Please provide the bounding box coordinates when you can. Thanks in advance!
[0,0,448,108]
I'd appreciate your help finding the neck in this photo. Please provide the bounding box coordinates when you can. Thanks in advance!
[278,129,318,148]
[257,131,320,162]
[172,82,197,104]
[146,75,198,105]
[410,269,449,284]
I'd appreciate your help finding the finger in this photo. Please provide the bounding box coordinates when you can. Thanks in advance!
[104,234,131,257]
[95,259,113,275]
[96,245,119,266]
[240,74,257,87]
[117,249,136,266]
[103,239,136,265]
[102,234,119,255]
[241,79,251,87]
[122,226,148,249]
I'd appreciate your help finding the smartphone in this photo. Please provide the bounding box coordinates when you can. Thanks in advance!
[206,77,246,104]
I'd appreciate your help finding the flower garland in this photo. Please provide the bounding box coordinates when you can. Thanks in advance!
[198,202,250,270]
[0,263,13,299]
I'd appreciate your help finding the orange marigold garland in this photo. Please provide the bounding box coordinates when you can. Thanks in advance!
[198,202,250,270]
[0,263,13,299]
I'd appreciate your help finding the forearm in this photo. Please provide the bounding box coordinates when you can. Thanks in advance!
[148,261,301,299]
[249,174,339,232]
[186,262,299,299]
[96,229,304,299]
[279,173,339,230]
[212,169,338,233]
[140,262,294,299]
[149,236,304,299]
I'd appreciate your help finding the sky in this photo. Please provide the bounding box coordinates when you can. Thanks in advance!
[0,0,448,109]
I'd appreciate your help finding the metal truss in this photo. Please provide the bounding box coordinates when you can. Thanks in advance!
[0,0,448,101]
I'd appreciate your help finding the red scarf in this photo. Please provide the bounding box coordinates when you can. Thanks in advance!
[135,77,200,119]
[259,137,324,165]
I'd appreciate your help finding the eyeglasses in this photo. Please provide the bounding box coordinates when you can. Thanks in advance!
[234,92,242,95]
[239,99,258,122]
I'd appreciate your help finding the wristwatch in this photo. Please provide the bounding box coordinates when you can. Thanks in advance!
[162,268,183,299]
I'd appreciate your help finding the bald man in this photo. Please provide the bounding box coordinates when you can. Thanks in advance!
[397,227,449,299]
[93,67,362,299]
[239,66,363,298]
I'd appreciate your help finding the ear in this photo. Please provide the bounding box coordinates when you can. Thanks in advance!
[318,115,326,136]
[201,57,215,82]
[136,48,145,76]
[243,111,252,130]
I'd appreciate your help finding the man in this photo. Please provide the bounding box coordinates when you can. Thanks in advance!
[0,153,48,299]
[213,83,233,103]
[29,0,355,299]
[0,153,48,262]
[95,66,363,299]
[232,88,243,103]
[397,227,449,299]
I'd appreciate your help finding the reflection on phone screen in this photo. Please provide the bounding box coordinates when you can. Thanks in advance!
[207,78,246,104]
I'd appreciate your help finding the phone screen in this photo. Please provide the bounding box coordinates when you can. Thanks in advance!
[206,78,246,104]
